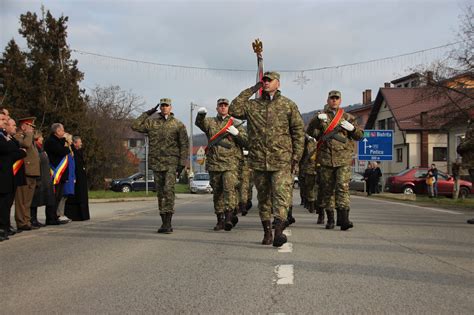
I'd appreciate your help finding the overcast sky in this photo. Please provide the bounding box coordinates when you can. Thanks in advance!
[1,0,466,133]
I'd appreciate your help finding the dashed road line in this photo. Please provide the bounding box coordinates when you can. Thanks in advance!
[273,264,294,284]
[278,242,293,253]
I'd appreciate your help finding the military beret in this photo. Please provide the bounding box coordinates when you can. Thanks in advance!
[263,71,280,81]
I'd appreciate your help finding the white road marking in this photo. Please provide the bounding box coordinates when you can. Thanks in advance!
[283,229,292,236]
[278,242,293,253]
[273,265,294,285]
[352,195,463,215]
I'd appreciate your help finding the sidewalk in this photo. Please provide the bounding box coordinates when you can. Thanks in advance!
[89,193,198,204]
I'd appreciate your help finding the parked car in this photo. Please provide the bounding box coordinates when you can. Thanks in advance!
[110,172,155,192]
[190,172,212,194]
[385,168,472,198]
[349,172,383,192]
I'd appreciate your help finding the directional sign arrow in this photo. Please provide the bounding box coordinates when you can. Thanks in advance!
[362,138,372,154]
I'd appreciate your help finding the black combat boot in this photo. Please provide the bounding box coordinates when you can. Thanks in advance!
[165,212,174,233]
[336,209,341,227]
[214,213,225,231]
[273,219,287,247]
[231,209,239,227]
[224,210,233,231]
[325,209,335,229]
[316,207,325,224]
[157,214,167,233]
[246,200,252,211]
[240,202,248,216]
[468,218,474,224]
[261,220,273,245]
[286,206,296,227]
[340,209,353,231]
[308,201,316,213]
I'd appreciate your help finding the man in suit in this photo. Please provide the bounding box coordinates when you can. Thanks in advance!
[44,123,70,225]
[14,117,41,231]
[0,114,26,240]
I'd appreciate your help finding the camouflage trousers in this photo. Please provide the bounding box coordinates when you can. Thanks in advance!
[154,169,177,214]
[238,169,253,204]
[304,174,317,202]
[319,165,351,210]
[209,170,238,214]
[254,169,292,221]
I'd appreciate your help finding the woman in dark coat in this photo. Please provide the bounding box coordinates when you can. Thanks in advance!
[363,163,374,196]
[65,136,90,221]
[30,131,56,227]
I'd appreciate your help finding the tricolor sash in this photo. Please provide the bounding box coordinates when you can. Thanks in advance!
[13,159,24,176]
[206,117,235,151]
[317,108,344,151]
[50,155,69,185]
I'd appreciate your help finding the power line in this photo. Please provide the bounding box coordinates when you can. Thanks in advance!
[71,41,462,73]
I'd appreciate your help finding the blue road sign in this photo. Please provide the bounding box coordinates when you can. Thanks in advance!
[358,130,393,161]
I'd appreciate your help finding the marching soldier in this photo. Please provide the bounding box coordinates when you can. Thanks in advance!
[195,98,247,231]
[307,90,363,230]
[230,71,305,247]
[132,98,189,234]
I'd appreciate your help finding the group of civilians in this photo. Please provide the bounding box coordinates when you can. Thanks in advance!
[0,108,89,242]
[363,161,383,196]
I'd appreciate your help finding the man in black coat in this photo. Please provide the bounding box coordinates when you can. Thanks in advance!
[0,113,27,241]
[44,123,70,225]
[65,136,90,221]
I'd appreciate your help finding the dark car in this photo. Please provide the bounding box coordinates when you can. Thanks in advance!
[385,168,472,198]
[110,172,155,192]
[349,172,382,192]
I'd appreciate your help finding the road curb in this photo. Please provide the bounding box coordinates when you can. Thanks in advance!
[89,193,196,204]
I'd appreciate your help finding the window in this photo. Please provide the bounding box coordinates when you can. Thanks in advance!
[129,139,137,148]
[456,134,464,158]
[377,120,386,130]
[433,147,447,162]
[414,170,428,178]
[396,148,403,162]
[387,117,395,130]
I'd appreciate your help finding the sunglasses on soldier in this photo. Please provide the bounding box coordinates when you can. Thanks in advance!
[329,96,340,100]
[160,104,170,107]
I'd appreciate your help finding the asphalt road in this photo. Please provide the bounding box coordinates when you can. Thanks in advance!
[2,192,473,314]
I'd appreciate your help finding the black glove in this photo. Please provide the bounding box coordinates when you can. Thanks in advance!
[250,81,263,93]
[145,104,160,116]
[176,165,184,176]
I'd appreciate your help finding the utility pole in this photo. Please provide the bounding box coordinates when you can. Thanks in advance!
[189,102,198,177]
[145,135,149,195]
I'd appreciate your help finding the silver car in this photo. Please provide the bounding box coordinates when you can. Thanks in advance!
[190,172,213,194]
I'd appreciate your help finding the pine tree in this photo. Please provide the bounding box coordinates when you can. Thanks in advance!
[0,39,30,117]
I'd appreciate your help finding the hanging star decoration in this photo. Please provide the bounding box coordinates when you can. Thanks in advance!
[294,71,310,89]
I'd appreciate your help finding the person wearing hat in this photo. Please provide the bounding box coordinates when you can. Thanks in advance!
[132,98,189,234]
[13,117,41,231]
[307,90,364,231]
[230,71,305,247]
[195,98,248,231]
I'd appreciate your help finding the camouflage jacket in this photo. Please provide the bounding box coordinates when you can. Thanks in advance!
[195,113,247,172]
[301,136,318,175]
[229,88,305,171]
[457,122,474,169]
[132,112,189,171]
[307,107,363,167]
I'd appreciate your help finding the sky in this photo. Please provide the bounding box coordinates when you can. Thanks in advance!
[0,0,467,134]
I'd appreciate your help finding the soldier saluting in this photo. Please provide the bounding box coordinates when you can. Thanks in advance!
[307,91,363,230]
[230,71,305,247]
[195,98,248,231]
[132,98,189,234]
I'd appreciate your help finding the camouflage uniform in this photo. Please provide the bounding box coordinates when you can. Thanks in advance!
[132,109,189,215]
[230,72,304,246]
[195,112,247,223]
[301,136,318,210]
[307,95,363,230]
[237,151,253,215]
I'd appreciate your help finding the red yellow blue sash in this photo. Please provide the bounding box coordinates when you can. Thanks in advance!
[13,159,24,176]
[317,108,344,151]
[50,155,69,185]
